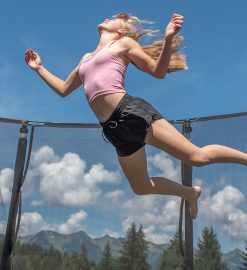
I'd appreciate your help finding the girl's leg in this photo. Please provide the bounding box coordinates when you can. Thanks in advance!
[145,118,247,166]
[118,147,201,219]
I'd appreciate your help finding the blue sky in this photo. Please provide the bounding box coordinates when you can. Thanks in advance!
[1,0,247,256]
[1,0,247,122]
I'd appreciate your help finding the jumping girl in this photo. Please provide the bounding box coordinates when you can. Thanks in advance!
[25,13,247,219]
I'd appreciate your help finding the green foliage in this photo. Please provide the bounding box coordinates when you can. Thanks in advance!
[194,226,228,270]
[99,241,114,270]
[0,240,97,270]
[116,222,151,270]
[0,223,151,269]
[240,240,247,270]
[13,243,63,270]
[78,244,91,270]
[158,230,184,270]
[0,223,235,270]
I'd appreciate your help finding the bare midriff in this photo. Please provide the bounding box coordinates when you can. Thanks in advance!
[90,92,126,122]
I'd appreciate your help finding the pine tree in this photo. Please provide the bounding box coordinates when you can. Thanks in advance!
[117,222,151,270]
[99,241,114,270]
[78,244,91,270]
[61,252,71,270]
[194,226,227,270]
[240,240,247,270]
[136,225,151,270]
[117,222,138,269]
[158,230,184,270]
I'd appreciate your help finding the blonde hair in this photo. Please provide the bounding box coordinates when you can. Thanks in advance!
[112,13,188,73]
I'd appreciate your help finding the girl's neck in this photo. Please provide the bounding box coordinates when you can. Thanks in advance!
[97,33,119,49]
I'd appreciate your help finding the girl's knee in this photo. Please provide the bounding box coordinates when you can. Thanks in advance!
[132,187,146,195]
[129,178,151,195]
[187,149,211,167]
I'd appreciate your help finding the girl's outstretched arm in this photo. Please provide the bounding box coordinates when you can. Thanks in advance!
[25,49,82,97]
[124,14,184,79]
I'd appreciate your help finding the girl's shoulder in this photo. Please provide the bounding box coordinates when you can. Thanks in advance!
[115,37,139,50]
[109,38,131,66]
[80,53,92,62]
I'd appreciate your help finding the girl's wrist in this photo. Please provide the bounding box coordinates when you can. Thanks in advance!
[164,35,173,42]
[35,65,44,73]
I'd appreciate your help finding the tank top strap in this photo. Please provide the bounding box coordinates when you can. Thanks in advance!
[108,39,118,48]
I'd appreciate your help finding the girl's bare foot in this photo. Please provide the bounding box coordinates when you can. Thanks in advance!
[187,186,202,219]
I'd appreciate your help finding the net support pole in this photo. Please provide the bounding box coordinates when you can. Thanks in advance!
[181,120,193,270]
[0,122,28,270]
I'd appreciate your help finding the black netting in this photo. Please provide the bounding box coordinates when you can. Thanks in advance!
[0,115,247,270]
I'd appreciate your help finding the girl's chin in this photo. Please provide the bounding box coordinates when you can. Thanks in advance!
[98,25,107,32]
[98,24,104,29]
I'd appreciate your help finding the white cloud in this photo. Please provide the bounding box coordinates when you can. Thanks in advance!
[200,185,247,240]
[159,198,181,233]
[122,196,160,231]
[30,200,43,207]
[118,152,187,244]
[0,168,14,203]
[58,210,87,234]
[143,225,171,244]
[29,146,121,207]
[200,185,245,221]
[0,165,35,206]
[148,152,181,182]
[84,163,121,185]
[122,195,180,244]
[224,209,247,240]
[17,209,88,236]
[105,189,125,201]
[30,145,59,167]
[101,228,121,239]
[19,212,48,235]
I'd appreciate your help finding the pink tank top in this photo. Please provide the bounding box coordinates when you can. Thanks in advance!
[79,40,127,104]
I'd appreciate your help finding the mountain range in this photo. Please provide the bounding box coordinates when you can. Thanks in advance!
[0,230,244,270]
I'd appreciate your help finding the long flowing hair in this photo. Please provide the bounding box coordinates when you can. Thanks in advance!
[112,13,188,73]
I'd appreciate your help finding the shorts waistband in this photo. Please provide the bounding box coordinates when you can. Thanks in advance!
[99,93,130,127]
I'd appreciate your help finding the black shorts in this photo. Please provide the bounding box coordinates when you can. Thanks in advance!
[100,93,164,157]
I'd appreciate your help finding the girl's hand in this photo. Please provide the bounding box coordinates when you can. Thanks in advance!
[24,49,42,71]
[165,14,184,40]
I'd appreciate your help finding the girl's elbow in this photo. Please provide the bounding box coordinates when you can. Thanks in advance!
[155,73,166,79]
[60,82,70,97]
[60,87,67,97]
[152,67,166,79]
[50,86,66,97]
[61,90,71,98]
